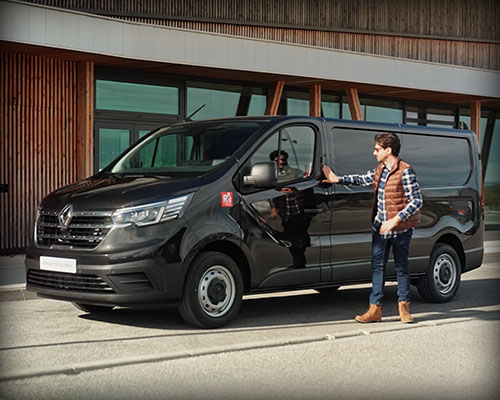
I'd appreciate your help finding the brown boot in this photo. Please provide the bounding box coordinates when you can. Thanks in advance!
[398,301,414,323]
[354,304,382,323]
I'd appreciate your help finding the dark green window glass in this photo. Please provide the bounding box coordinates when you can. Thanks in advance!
[287,98,309,115]
[96,80,179,114]
[342,98,403,123]
[98,128,130,170]
[187,82,266,120]
[247,94,267,116]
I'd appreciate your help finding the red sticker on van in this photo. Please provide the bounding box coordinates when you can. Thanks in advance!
[221,192,233,207]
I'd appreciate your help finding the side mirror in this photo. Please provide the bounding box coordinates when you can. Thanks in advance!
[243,162,278,188]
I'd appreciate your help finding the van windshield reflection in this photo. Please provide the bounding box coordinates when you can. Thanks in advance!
[110,120,266,176]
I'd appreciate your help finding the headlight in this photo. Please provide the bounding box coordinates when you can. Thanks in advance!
[112,193,193,226]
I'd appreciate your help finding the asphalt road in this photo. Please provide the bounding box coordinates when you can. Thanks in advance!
[0,254,499,400]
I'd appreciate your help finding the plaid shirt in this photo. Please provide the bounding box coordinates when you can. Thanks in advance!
[338,165,423,238]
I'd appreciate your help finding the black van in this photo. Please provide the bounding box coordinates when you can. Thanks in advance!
[25,116,484,328]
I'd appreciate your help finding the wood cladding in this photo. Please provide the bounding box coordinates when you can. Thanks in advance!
[20,0,500,71]
[21,0,500,41]
[0,52,78,253]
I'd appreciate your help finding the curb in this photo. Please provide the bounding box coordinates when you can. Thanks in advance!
[0,334,332,382]
[0,285,38,302]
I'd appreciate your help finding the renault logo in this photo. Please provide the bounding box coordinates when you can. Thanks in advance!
[58,204,73,229]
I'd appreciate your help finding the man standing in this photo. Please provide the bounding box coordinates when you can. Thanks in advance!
[322,133,422,323]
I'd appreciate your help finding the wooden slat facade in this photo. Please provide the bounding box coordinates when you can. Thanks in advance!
[22,0,500,71]
[22,0,500,41]
[0,51,78,253]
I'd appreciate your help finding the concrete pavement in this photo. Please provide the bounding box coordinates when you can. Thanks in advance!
[0,256,499,399]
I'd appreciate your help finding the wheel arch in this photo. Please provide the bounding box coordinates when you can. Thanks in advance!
[435,233,465,272]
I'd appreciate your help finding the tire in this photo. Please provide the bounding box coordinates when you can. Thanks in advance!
[178,251,243,328]
[417,243,461,303]
[315,286,340,295]
[73,303,114,313]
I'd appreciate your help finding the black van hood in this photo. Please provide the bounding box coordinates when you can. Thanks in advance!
[41,175,201,212]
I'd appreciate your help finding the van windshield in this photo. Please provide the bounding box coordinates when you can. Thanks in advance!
[110,120,266,177]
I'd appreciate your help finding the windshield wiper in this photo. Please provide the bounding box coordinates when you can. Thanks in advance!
[122,173,171,179]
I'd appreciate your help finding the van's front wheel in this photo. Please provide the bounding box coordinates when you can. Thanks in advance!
[417,243,461,303]
[178,251,243,328]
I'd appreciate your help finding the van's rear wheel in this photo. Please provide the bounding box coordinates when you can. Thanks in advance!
[417,243,461,303]
[178,251,243,328]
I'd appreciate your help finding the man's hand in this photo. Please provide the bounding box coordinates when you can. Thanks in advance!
[322,165,339,183]
[379,216,402,234]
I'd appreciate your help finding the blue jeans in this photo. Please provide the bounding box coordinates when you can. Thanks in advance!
[369,228,413,305]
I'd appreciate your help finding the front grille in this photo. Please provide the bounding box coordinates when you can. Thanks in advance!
[28,269,115,293]
[36,210,113,250]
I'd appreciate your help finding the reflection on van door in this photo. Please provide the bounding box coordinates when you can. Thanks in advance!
[239,125,332,288]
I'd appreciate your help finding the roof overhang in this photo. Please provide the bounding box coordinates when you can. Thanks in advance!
[1,0,499,108]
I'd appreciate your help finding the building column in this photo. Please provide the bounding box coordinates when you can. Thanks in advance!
[309,84,321,117]
[470,101,481,142]
[76,61,94,181]
[346,88,363,121]
[265,80,285,116]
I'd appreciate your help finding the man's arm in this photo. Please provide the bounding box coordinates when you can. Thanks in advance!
[322,165,375,186]
[398,167,423,220]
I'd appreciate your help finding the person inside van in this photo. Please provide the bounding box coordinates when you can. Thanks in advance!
[322,133,423,324]
[269,150,304,182]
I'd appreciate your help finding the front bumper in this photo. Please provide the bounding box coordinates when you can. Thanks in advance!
[25,255,187,306]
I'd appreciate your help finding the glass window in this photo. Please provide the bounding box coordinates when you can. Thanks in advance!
[284,90,341,118]
[283,90,309,116]
[400,134,471,187]
[98,128,130,170]
[247,94,267,116]
[96,80,179,114]
[322,94,341,118]
[279,126,315,181]
[250,126,315,185]
[481,113,500,228]
[406,106,456,128]
[331,128,377,177]
[111,121,266,176]
[342,97,403,123]
[187,82,266,120]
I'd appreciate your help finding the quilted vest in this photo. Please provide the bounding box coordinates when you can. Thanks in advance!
[371,157,421,231]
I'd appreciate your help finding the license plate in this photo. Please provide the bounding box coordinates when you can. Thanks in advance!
[40,256,77,274]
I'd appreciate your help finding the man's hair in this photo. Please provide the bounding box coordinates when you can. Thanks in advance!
[374,133,401,156]
[269,150,289,161]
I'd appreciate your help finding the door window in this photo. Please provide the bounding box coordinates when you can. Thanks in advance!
[249,125,316,185]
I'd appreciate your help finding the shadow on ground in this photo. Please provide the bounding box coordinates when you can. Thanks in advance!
[79,277,500,333]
